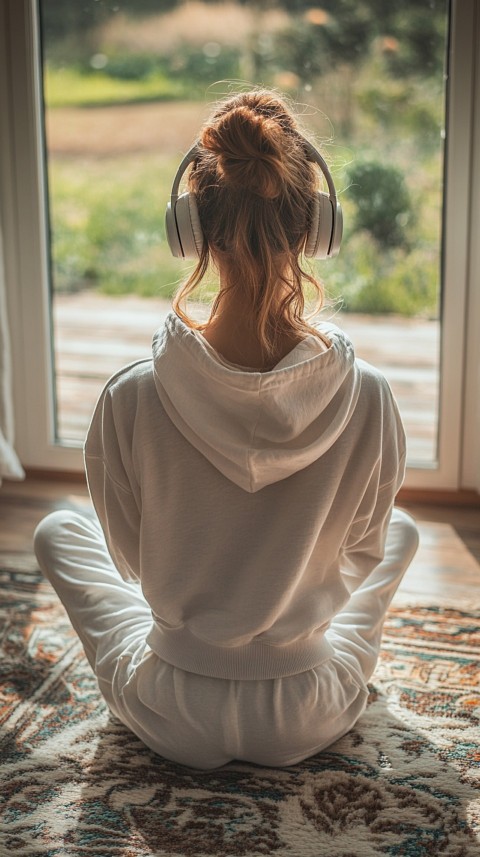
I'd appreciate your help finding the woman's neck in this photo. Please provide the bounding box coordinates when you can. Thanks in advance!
[201,287,304,371]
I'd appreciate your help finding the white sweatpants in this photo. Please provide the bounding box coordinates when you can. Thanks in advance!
[33,507,418,770]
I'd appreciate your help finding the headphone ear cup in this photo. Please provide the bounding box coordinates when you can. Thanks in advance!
[305,192,335,260]
[165,192,204,259]
[329,202,343,257]
[165,201,182,257]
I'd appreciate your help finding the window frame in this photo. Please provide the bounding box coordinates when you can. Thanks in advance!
[1,0,478,490]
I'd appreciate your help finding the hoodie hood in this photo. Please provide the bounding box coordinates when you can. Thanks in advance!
[152,312,361,493]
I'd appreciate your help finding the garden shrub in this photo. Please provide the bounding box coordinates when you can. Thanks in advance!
[324,233,439,317]
[346,160,415,249]
[102,53,159,81]
[165,42,241,88]
[358,82,442,152]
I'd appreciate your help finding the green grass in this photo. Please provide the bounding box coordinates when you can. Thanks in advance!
[44,66,189,108]
[48,154,192,299]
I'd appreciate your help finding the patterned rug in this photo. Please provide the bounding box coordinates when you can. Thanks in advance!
[1,552,479,857]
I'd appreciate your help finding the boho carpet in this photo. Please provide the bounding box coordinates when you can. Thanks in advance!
[1,551,479,857]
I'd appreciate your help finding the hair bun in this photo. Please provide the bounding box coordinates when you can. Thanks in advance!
[201,106,285,200]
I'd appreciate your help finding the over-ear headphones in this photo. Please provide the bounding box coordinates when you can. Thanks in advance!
[165,137,342,261]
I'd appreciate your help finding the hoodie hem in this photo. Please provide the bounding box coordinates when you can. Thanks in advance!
[146,621,335,680]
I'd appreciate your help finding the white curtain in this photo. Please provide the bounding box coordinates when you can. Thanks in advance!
[0,226,25,485]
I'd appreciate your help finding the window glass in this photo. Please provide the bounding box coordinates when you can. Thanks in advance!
[39,0,448,464]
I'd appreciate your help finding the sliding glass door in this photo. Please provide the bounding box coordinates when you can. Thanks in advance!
[1,0,476,488]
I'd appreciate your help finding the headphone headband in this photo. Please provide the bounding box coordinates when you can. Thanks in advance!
[170,145,199,202]
[302,139,338,204]
[165,135,343,260]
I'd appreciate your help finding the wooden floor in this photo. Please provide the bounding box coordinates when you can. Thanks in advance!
[1,479,479,610]
[53,293,440,463]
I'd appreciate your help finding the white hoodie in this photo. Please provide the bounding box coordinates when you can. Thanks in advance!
[84,312,406,681]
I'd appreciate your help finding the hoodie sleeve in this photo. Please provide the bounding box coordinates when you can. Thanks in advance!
[339,470,405,595]
[84,383,141,583]
[339,374,406,595]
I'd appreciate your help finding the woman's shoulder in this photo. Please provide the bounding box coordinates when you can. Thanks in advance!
[91,358,155,416]
[101,357,153,395]
[355,356,394,396]
[354,357,404,444]
[87,358,154,434]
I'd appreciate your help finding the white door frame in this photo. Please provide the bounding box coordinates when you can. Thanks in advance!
[1,0,75,469]
[1,0,479,488]
[461,0,480,494]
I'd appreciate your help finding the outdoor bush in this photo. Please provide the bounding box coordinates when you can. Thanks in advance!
[166,42,242,88]
[346,160,415,249]
[385,249,439,317]
[100,53,159,81]
[323,233,438,317]
[358,80,442,152]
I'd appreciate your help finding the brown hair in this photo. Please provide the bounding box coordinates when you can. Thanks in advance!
[172,90,324,358]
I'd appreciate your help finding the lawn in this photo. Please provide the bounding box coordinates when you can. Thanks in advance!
[48,152,192,300]
[44,66,190,108]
